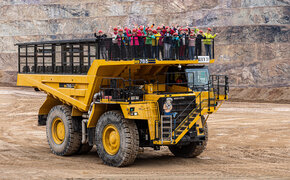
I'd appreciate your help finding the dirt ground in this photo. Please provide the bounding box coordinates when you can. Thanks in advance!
[0,87,289,179]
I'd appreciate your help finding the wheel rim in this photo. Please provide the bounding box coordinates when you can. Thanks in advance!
[51,117,65,144]
[102,124,120,155]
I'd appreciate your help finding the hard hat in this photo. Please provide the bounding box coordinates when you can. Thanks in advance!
[98,30,103,33]
[124,27,128,30]
[152,29,157,34]
[199,30,203,33]
[113,27,118,31]
[132,28,137,32]
[148,28,152,31]
[173,32,178,36]
[157,26,161,30]
[165,26,169,29]
[166,97,173,102]
[208,28,212,31]
[139,26,144,30]
[118,29,123,32]
[184,28,189,31]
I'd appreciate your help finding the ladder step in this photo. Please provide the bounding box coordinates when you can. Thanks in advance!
[162,121,170,124]
[162,132,171,135]
[162,127,172,129]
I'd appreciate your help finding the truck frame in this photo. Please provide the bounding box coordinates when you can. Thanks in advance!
[16,38,228,167]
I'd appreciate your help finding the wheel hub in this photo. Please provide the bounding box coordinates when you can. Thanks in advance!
[51,117,65,144]
[103,124,120,155]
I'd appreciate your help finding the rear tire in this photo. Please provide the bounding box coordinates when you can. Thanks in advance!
[46,105,81,156]
[95,111,139,167]
[169,120,208,158]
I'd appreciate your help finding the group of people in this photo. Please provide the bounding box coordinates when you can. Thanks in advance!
[94,24,218,60]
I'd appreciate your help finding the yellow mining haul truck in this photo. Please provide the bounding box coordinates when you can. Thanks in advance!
[16,38,228,167]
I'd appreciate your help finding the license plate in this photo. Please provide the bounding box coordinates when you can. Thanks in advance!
[198,56,210,63]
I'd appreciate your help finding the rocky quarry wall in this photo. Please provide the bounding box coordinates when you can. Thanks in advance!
[0,0,289,102]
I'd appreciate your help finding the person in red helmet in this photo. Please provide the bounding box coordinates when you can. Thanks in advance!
[188,33,196,60]
[172,32,180,59]
[144,28,155,58]
[156,26,164,60]
[94,29,108,59]
[107,26,118,60]
[115,29,126,60]
[203,27,217,59]
[124,28,132,59]
[126,28,141,59]
[163,26,173,59]
[137,25,146,58]
[195,30,205,56]
[178,28,188,60]
[152,29,161,59]
[139,25,144,31]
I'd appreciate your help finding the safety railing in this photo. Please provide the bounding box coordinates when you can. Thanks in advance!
[17,37,215,74]
[210,75,229,100]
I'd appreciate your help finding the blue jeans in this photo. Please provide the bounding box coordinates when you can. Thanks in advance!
[205,44,211,59]
[188,46,195,60]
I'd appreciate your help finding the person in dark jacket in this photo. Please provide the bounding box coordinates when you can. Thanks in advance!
[94,30,108,59]
[163,26,173,60]
[172,33,180,59]
[178,29,189,60]
[195,30,205,56]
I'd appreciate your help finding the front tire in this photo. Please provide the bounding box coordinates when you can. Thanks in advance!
[46,105,81,156]
[95,111,139,167]
[169,121,208,158]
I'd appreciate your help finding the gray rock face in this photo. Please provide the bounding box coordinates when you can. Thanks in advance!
[0,0,289,87]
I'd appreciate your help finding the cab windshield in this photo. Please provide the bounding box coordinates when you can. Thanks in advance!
[185,68,209,89]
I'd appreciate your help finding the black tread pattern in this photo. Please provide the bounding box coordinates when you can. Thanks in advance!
[46,105,81,156]
[96,111,139,167]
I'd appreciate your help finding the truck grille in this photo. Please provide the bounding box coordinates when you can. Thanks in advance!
[158,96,196,128]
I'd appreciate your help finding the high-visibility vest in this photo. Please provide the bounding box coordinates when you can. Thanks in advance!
[203,33,216,45]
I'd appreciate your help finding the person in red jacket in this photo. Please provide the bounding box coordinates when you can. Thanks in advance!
[127,28,141,59]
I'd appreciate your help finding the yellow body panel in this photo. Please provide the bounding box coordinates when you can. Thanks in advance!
[17,58,227,145]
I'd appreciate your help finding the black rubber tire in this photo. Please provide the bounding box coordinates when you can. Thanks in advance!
[77,143,93,154]
[169,118,208,158]
[46,105,81,156]
[95,111,139,167]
